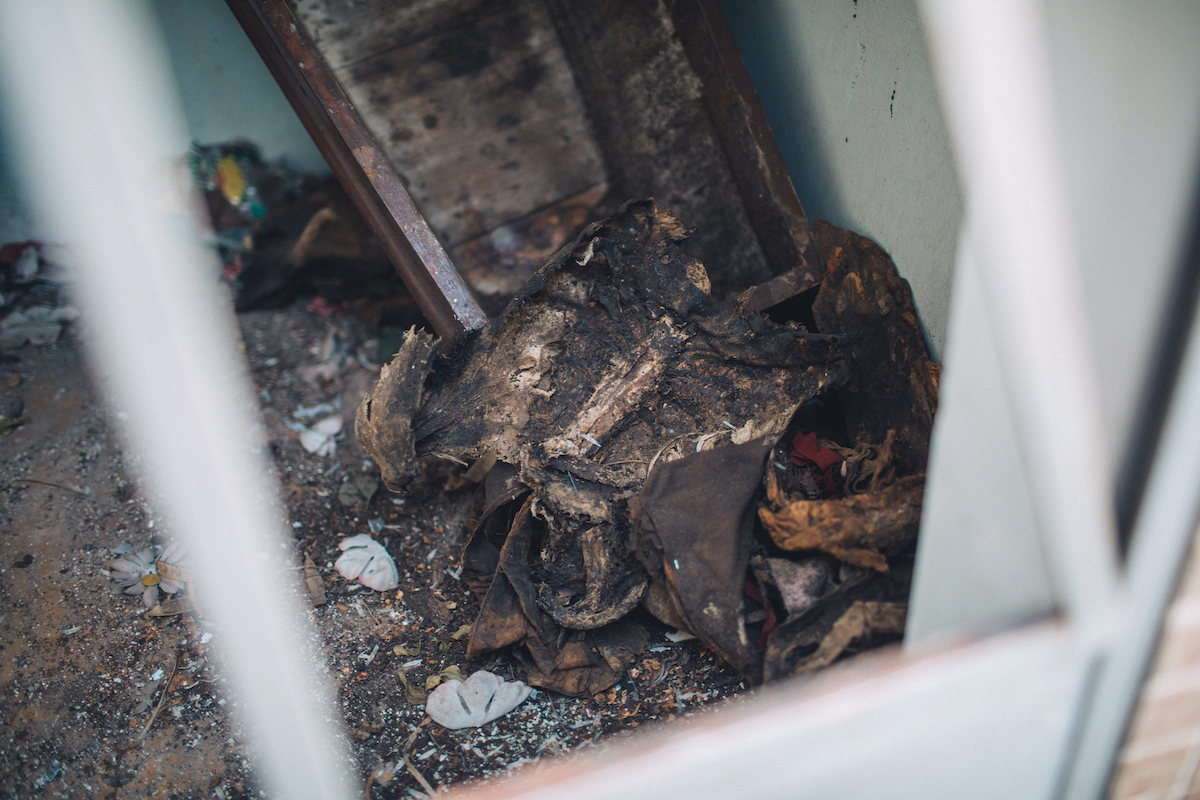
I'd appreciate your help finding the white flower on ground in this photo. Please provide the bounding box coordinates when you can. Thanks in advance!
[109,544,186,607]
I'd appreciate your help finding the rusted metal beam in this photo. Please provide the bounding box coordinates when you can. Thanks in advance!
[226,0,488,342]
[670,0,823,291]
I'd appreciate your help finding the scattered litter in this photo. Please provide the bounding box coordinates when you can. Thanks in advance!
[297,328,351,386]
[62,626,81,636]
[32,759,62,789]
[665,630,696,643]
[334,533,399,591]
[304,554,327,606]
[338,472,378,507]
[293,401,338,420]
[150,668,164,681]
[298,415,342,457]
[425,670,532,729]
[402,659,422,668]
[0,304,79,349]
[358,644,379,666]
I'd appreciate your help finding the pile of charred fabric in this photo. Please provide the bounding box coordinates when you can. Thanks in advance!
[357,200,938,697]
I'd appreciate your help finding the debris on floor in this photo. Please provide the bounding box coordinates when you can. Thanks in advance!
[336,533,401,591]
[358,200,938,695]
[0,194,936,798]
[425,670,532,729]
[0,241,79,351]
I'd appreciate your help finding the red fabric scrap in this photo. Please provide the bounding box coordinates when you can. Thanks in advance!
[789,431,842,496]
[306,296,348,316]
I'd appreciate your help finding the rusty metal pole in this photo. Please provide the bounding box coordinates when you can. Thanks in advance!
[226,0,488,342]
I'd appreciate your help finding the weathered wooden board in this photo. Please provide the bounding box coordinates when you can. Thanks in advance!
[271,0,821,317]
[228,0,488,339]
[292,0,606,255]
[545,0,777,297]
[290,0,511,72]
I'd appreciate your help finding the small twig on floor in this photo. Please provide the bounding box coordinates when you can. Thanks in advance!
[402,718,431,754]
[403,755,437,797]
[359,598,380,628]
[136,652,179,742]
[8,478,92,496]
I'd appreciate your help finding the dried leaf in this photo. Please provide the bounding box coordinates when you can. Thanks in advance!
[155,560,190,583]
[147,596,195,616]
[439,665,468,683]
[338,473,379,507]
[425,670,531,729]
[424,665,469,691]
[334,534,399,591]
[393,642,421,657]
[304,555,326,606]
[398,669,427,705]
[450,624,472,641]
[758,473,924,571]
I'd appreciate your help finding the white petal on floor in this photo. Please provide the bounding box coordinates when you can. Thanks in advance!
[425,670,532,729]
[334,533,399,591]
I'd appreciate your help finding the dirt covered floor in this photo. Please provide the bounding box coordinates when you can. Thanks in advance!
[0,305,751,799]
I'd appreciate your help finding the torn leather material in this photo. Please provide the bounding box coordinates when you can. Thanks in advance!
[631,439,775,683]
[359,204,940,693]
[357,200,845,692]
[759,468,924,572]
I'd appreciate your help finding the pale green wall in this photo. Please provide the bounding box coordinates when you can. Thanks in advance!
[0,0,328,245]
[911,0,1200,643]
[151,0,327,174]
[722,0,962,360]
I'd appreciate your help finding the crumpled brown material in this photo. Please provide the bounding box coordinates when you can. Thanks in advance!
[810,220,939,475]
[759,468,924,572]
[631,439,775,683]
[357,200,846,694]
[465,496,648,698]
[763,565,911,681]
[359,206,938,693]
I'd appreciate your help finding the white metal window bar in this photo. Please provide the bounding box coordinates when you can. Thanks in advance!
[1,0,1198,798]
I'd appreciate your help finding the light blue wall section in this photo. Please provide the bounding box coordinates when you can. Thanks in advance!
[0,136,39,245]
[0,0,328,245]
[721,0,962,360]
[152,0,327,174]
